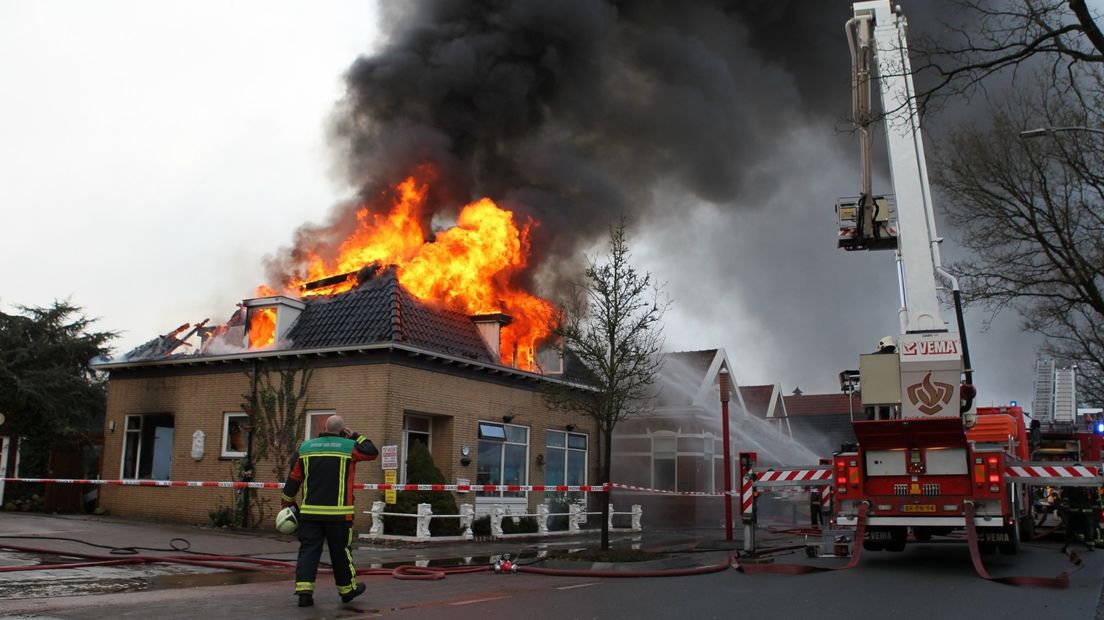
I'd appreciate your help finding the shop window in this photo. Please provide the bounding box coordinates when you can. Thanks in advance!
[703,435,715,493]
[476,422,528,498]
[545,430,588,486]
[121,414,175,480]
[652,435,676,491]
[221,412,251,458]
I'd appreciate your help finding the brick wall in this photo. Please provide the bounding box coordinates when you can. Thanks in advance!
[100,356,597,526]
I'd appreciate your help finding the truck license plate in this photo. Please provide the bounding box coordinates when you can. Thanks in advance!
[902,504,936,513]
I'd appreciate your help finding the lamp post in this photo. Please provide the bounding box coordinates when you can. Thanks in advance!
[1019,126,1104,138]
[719,368,733,542]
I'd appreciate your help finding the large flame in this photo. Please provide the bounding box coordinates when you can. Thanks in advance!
[282,171,556,369]
[248,307,277,348]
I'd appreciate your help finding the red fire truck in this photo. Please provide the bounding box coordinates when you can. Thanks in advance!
[829,1,1102,556]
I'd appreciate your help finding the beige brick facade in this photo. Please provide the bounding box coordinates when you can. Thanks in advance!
[100,352,596,526]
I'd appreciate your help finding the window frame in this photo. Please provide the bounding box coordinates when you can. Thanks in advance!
[476,421,529,499]
[651,433,677,491]
[304,410,336,440]
[120,413,174,480]
[402,414,432,484]
[702,434,715,493]
[220,412,251,459]
[545,429,589,487]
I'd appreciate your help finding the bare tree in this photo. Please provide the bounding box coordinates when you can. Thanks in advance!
[935,81,1104,403]
[913,0,1104,114]
[544,219,669,549]
[245,361,314,481]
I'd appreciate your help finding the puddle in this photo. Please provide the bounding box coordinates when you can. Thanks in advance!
[152,570,288,589]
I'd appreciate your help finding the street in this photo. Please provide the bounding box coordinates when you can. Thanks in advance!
[2,514,1101,619]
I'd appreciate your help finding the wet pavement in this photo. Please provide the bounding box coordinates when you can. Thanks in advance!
[0,511,758,611]
[4,511,1097,619]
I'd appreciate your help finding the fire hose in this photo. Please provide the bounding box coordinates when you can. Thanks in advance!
[732,502,869,575]
[962,502,1079,589]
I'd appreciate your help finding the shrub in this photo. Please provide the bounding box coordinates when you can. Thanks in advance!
[383,442,462,536]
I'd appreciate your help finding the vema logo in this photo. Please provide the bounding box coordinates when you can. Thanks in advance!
[906,372,954,415]
[902,340,959,356]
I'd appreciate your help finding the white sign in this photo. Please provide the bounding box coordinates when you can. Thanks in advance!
[381,445,399,470]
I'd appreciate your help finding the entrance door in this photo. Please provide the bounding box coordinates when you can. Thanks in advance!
[152,427,174,480]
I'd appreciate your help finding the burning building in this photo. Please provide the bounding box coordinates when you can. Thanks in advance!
[92,174,596,525]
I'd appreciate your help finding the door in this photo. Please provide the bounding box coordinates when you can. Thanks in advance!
[152,427,174,480]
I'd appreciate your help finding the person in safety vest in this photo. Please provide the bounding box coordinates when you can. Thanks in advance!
[282,414,378,607]
[1062,486,1096,552]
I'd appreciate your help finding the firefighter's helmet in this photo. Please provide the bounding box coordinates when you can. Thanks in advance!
[878,336,897,352]
[276,505,299,534]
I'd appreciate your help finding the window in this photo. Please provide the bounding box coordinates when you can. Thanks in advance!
[702,435,715,493]
[476,422,528,498]
[402,414,431,483]
[121,414,175,480]
[546,430,588,486]
[305,410,334,440]
[652,435,676,491]
[221,413,251,458]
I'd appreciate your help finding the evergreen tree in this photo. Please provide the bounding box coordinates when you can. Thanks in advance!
[384,441,461,536]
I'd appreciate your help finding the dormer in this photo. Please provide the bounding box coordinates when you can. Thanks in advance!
[242,295,305,349]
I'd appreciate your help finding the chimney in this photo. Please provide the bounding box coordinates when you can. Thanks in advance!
[471,313,512,362]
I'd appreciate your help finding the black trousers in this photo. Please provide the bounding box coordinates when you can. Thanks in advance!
[295,519,357,594]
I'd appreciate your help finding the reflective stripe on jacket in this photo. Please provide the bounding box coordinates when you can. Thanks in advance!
[282,432,378,521]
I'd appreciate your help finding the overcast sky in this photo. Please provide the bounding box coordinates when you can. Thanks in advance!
[0,1,1044,411]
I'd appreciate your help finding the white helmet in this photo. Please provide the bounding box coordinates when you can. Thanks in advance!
[276,505,299,534]
[878,336,897,351]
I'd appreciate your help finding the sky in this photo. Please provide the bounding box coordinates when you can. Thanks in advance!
[0,1,1044,411]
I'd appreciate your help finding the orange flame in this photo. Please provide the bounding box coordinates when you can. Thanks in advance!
[248,307,277,348]
[283,171,555,369]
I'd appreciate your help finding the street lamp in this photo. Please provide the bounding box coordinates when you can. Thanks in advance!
[1019,126,1104,138]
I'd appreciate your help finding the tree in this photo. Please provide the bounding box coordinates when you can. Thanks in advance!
[934,82,1104,403]
[384,441,461,536]
[244,361,314,481]
[545,220,669,549]
[912,0,1104,115]
[0,301,115,476]
[236,361,312,527]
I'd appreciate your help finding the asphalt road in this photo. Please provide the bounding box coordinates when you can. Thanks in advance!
[2,513,1102,619]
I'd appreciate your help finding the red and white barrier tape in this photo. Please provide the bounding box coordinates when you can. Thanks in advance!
[1,478,607,493]
[609,482,726,497]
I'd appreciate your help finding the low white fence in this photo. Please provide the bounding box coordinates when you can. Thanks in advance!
[362,499,643,541]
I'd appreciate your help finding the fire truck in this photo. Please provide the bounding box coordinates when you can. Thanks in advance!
[828,1,1102,555]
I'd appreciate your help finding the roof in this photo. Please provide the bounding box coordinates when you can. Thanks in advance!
[110,264,497,367]
[739,385,777,419]
[783,392,861,457]
[783,393,862,417]
[285,266,493,362]
[655,349,729,408]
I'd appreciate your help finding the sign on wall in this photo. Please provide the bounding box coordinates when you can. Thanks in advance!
[384,469,397,505]
[381,445,399,470]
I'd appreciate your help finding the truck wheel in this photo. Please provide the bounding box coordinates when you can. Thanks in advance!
[999,524,1021,555]
[863,540,885,552]
[1018,513,1035,542]
[886,527,907,552]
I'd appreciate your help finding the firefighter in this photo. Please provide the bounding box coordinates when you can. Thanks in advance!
[282,415,379,607]
[809,489,822,528]
[1062,486,1096,552]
